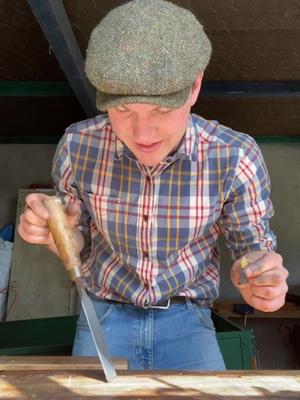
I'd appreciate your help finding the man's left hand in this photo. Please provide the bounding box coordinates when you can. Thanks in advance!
[231,251,289,312]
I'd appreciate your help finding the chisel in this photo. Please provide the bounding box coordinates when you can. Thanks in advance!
[44,196,117,382]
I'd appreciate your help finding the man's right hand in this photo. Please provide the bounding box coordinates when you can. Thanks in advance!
[18,193,83,258]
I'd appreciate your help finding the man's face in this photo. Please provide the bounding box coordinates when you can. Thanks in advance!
[107,75,203,167]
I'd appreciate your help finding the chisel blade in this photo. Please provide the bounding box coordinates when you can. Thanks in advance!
[75,278,117,382]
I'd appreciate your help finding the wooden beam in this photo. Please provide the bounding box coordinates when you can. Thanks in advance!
[0,81,74,97]
[202,81,300,98]
[27,0,97,117]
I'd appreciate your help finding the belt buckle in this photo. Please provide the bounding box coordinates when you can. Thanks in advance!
[149,298,170,310]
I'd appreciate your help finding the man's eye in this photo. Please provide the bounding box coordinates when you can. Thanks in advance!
[115,106,128,112]
[157,107,172,114]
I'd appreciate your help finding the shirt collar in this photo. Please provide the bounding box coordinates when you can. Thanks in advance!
[114,136,125,160]
[174,115,196,160]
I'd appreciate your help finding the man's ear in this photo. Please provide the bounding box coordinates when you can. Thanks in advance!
[190,72,203,106]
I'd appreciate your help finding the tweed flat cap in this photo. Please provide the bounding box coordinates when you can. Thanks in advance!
[85,0,212,111]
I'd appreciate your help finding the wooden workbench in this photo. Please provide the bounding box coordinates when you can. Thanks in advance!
[0,357,299,399]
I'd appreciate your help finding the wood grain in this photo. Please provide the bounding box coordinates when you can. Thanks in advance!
[0,356,299,399]
[0,356,128,371]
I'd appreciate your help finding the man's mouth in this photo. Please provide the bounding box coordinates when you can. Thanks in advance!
[135,141,162,153]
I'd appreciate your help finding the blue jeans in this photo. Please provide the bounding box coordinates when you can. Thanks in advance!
[72,297,226,370]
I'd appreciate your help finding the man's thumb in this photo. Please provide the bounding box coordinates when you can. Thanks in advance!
[65,199,81,225]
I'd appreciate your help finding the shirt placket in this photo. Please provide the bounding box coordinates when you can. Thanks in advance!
[137,161,176,307]
[139,173,153,286]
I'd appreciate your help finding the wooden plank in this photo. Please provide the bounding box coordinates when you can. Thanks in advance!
[0,357,299,399]
[0,356,128,371]
[6,189,79,320]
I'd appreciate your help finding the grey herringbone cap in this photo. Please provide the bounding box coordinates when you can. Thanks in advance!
[85,0,212,111]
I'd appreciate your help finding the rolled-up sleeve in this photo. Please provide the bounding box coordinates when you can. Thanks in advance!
[220,138,277,260]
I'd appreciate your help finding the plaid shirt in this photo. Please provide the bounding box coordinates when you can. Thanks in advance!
[52,113,276,308]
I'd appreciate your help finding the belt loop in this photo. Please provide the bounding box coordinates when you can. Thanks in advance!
[185,297,192,309]
[115,302,123,309]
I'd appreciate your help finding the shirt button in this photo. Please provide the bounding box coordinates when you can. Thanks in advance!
[143,215,149,222]
[143,251,149,258]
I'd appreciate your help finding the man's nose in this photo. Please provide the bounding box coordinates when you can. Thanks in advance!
[132,116,155,143]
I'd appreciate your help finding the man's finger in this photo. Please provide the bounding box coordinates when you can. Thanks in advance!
[250,295,286,312]
[22,207,49,228]
[26,193,50,220]
[17,224,50,244]
[249,268,289,286]
[250,282,288,300]
[20,216,50,237]
[244,252,283,278]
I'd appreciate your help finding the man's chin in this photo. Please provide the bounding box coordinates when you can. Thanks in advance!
[138,159,159,167]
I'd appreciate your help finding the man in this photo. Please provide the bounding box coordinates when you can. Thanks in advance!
[18,0,288,370]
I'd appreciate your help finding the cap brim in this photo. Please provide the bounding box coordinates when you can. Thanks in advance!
[96,86,192,112]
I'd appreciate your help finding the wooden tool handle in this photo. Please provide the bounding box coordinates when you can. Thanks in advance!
[44,196,82,280]
[239,255,249,285]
